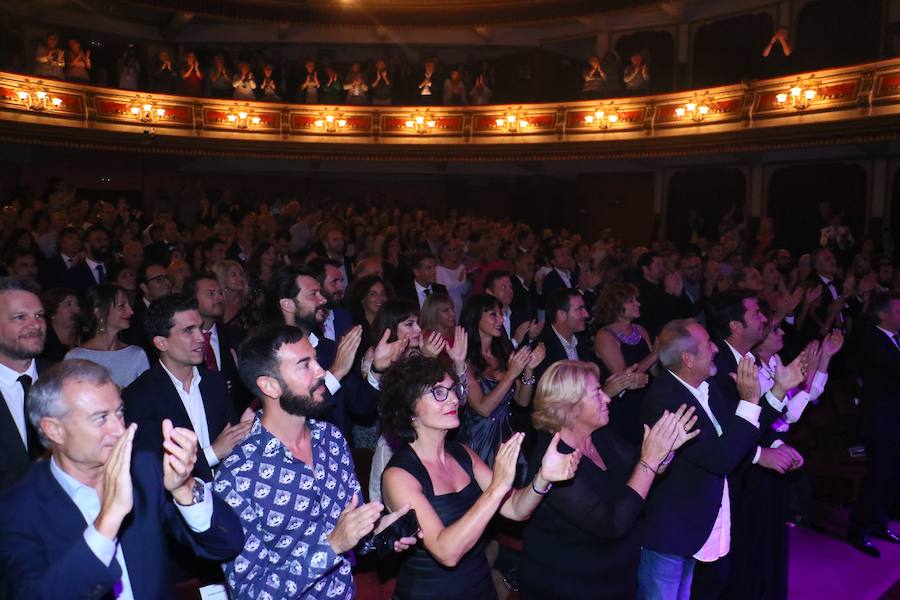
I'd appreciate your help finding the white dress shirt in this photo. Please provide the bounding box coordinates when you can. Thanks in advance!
[553,268,572,289]
[202,323,222,369]
[502,307,513,342]
[0,358,38,449]
[552,325,579,360]
[84,257,106,284]
[759,354,828,433]
[877,325,900,350]
[413,280,433,309]
[307,332,342,396]
[322,310,336,342]
[669,371,761,562]
[159,361,218,469]
[49,456,213,600]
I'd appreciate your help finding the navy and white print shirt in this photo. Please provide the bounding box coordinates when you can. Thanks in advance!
[214,413,362,600]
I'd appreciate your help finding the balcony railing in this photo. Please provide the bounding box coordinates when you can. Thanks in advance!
[3,57,900,159]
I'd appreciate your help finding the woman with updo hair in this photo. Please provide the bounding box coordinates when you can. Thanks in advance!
[379,355,580,600]
[520,360,698,600]
[39,287,80,363]
[65,284,149,388]
[593,282,655,445]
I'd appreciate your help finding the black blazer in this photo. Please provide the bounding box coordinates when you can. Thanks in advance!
[640,370,760,556]
[0,359,49,492]
[634,278,695,339]
[541,268,577,303]
[511,275,539,322]
[712,340,783,434]
[62,260,103,296]
[0,454,243,600]
[38,254,70,292]
[533,325,593,384]
[215,322,252,414]
[396,281,449,309]
[123,363,235,482]
[858,325,900,437]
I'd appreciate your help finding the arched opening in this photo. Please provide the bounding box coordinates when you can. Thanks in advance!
[667,168,746,249]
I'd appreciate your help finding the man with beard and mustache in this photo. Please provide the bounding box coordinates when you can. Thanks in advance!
[310,258,352,343]
[0,277,49,493]
[64,224,112,295]
[214,324,417,600]
[264,265,371,437]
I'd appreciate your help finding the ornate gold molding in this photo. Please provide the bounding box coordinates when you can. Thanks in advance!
[2,58,900,161]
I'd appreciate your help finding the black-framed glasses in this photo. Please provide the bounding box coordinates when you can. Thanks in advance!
[429,385,457,402]
[146,274,168,284]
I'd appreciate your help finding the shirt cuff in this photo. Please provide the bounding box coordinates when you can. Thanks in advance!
[735,399,762,429]
[175,480,213,533]
[366,370,381,391]
[203,445,220,468]
[324,371,341,395]
[83,525,117,567]
[770,439,784,449]
[752,446,761,464]
[764,390,787,412]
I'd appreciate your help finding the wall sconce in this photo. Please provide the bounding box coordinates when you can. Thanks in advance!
[674,95,711,122]
[226,106,261,129]
[313,112,347,133]
[128,97,166,123]
[776,79,817,110]
[405,113,437,134]
[583,106,619,129]
[495,111,529,133]
[15,84,62,111]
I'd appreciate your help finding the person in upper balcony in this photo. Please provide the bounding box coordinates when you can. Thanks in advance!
[371,58,393,106]
[232,61,256,100]
[623,51,650,94]
[582,55,607,99]
[299,59,320,104]
[64,38,91,83]
[343,62,369,105]
[258,63,281,101]
[762,26,795,76]
[150,50,178,94]
[34,33,65,80]
[179,51,203,97]
[207,53,232,99]
[443,69,468,105]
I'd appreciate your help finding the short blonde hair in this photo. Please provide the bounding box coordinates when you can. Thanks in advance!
[532,360,599,433]
[212,259,248,304]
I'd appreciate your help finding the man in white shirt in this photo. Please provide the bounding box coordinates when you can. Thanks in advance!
[638,319,762,600]
[0,277,46,493]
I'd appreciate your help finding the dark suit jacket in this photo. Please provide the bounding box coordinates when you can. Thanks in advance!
[327,307,354,343]
[533,325,593,384]
[312,336,379,437]
[858,325,900,437]
[0,360,49,493]
[62,261,103,296]
[540,269,577,305]
[123,363,235,482]
[640,371,760,556]
[0,454,244,600]
[634,278,695,339]
[121,298,150,352]
[396,281,449,309]
[38,255,71,293]
[712,340,783,435]
[511,275,539,322]
[214,322,252,414]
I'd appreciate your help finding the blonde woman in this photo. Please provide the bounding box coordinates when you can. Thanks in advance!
[212,259,256,329]
[419,292,457,347]
[520,360,697,600]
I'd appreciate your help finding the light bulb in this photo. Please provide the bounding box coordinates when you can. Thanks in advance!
[142,103,152,112]
[698,105,709,115]
[426,120,436,128]
[326,114,334,123]
[518,120,528,128]
[405,120,414,128]
[776,93,788,103]
[156,108,165,117]
[314,119,324,128]
[506,114,515,123]
[607,114,618,123]
[251,116,261,124]
[790,86,801,97]
[238,111,248,119]
[16,91,28,100]
[804,89,816,100]
[584,115,594,124]
[685,102,696,112]
[36,91,47,100]
[496,117,505,127]
[227,114,237,122]
[675,107,686,117]
[337,119,347,127]
[415,115,424,124]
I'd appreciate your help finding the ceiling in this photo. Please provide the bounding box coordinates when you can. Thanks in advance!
[120,0,659,27]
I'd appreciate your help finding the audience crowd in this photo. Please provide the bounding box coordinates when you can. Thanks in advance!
[0,178,897,600]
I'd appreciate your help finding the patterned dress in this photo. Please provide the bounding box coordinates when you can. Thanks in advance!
[214,413,369,600]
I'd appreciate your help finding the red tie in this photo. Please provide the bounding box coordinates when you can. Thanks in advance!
[202,330,218,371]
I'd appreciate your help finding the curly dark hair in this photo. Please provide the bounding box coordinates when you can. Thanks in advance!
[379,355,456,443]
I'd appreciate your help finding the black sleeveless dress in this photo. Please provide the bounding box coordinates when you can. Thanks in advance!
[606,325,652,446]
[385,442,496,600]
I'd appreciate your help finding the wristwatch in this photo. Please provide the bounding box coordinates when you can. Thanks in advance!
[176,478,206,506]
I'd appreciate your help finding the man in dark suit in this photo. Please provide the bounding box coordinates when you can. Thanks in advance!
[266,265,369,436]
[396,252,448,309]
[848,293,900,557]
[634,251,695,338]
[540,244,578,301]
[38,226,83,293]
[534,289,593,381]
[183,272,250,413]
[0,359,244,599]
[63,224,113,296]
[123,262,172,350]
[311,258,354,343]
[702,291,806,599]
[638,319,763,600]
[511,251,540,322]
[808,247,862,335]
[124,294,246,483]
[485,269,540,348]
[0,277,48,493]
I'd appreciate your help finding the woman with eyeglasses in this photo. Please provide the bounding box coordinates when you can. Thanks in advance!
[379,355,580,600]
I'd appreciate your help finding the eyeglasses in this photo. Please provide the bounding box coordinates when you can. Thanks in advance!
[429,384,458,402]
[146,274,168,284]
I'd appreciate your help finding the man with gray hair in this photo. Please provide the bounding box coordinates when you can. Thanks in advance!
[0,359,244,599]
[0,277,48,493]
[637,319,763,600]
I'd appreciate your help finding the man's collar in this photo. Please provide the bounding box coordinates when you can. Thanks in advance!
[158,359,200,391]
[309,331,319,348]
[723,339,752,364]
[414,280,431,293]
[0,357,37,385]
[551,324,576,347]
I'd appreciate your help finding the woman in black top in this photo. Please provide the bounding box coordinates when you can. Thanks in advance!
[39,287,80,363]
[593,283,656,445]
[379,355,579,600]
[520,360,698,600]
